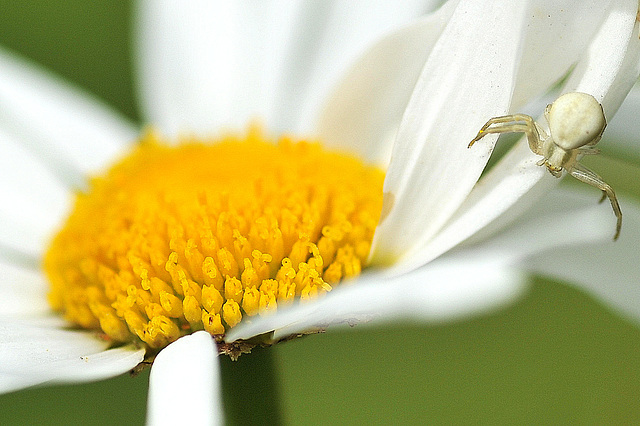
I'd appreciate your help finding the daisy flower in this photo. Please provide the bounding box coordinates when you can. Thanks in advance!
[2,0,640,424]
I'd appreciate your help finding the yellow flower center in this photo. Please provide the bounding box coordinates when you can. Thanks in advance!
[44,128,384,350]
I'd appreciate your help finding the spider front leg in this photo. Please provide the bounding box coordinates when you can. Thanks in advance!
[468,113,544,154]
[566,161,622,240]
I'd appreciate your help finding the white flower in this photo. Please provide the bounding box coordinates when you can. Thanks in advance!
[1,0,640,424]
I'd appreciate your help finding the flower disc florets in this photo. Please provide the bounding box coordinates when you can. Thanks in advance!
[45,128,384,351]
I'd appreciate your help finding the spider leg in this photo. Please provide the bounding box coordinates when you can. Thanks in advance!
[567,162,622,240]
[576,147,603,199]
[599,191,607,203]
[468,114,542,153]
[578,146,601,155]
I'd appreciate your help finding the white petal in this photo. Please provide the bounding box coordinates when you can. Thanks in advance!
[0,47,137,185]
[271,0,438,134]
[603,84,640,160]
[0,213,44,265]
[391,143,553,273]
[0,260,49,318]
[147,331,222,426]
[567,0,640,115]
[0,319,107,366]
[135,1,434,137]
[461,188,618,263]
[397,1,640,272]
[227,257,526,342]
[0,319,144,393]
[0,128,70,261]
[525,194,640,325]
[135,0,299,137]
[510,0,615,109]
[0,346,144,393]
[315,1,458,167]
[370,0,529,264]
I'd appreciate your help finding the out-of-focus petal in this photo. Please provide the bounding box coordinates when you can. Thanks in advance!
[602,84,640,161]
[370,0,529,265]
[460,187,618,263]
[147,332,222,426]
[525,193,640,325]
[135,0,435,137]
[396,0,640,272]
[135,0,288,136]
[227,258,527,342]
[0,128,70,262]
[0,260,49,317]
[510,0,614,109]
[271,0,437,134]
[0,47,137,186]
[0,213,45,266]
[315,1,458,167]
[0,319,144,393]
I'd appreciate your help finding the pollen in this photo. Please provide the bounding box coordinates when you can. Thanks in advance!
[44,128,384,350]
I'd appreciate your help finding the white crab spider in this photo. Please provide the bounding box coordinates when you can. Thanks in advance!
[468,92,622,240]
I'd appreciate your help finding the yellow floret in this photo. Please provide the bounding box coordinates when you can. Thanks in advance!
[44,127,384,351]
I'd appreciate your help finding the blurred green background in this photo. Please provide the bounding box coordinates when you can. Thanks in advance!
[1,2,639,425]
